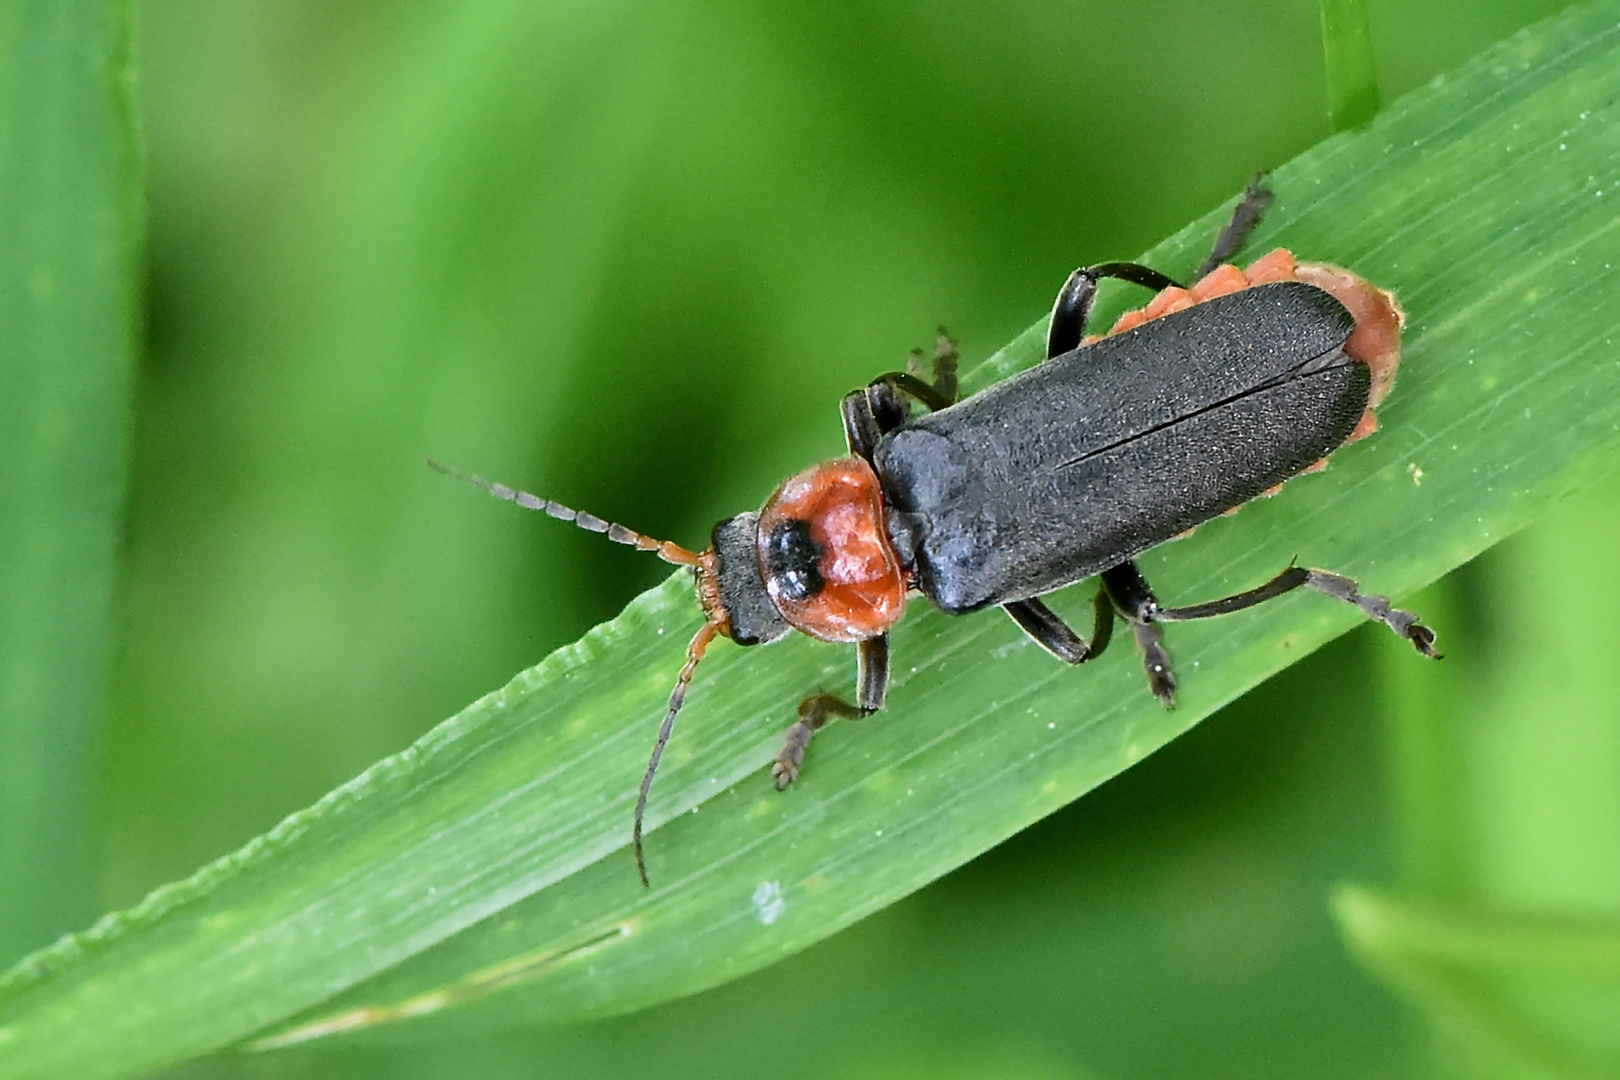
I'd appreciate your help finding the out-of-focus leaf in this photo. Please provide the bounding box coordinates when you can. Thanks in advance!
[1336,887,1620,1076]
[0,2,139,962]
[1320,0,1381,130]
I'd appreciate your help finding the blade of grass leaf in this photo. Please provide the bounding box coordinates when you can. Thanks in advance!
[6,1,1620,1075]
[1320,0,1381,131]
[1336,887,1620,1078]
[0,2,140,964]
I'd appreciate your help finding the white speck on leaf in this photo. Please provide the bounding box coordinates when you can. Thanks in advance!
[752,881,785,925]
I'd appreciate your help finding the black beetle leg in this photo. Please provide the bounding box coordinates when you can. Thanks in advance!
[1047,262,1184,358]
[1047,175,1273,359]
[1100,562,1178,706]
[773,634,888,789]
[857,631,890,708]
[1153,564,1311,621]
[1002,588,1114,665]
[843,332,961,460]
[1191,173,1274,282]
[840,389,886,461]
[840,379,919,460]
[1153,563,1440,658]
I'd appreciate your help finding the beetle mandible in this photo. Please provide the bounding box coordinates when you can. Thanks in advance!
[432,180,1439,886]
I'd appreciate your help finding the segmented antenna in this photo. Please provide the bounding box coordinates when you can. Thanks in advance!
[427,459,703,567]
[634,617,723,887]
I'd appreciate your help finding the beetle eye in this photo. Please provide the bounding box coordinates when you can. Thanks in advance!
[763,519,826,601]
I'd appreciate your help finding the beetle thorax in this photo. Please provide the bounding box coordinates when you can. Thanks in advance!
[756,458,906,643]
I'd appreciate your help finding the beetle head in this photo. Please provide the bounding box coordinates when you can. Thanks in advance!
[704,512,789,646]
[430,454,904,886]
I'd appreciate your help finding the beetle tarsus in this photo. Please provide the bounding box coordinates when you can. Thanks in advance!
[927,327,959,404]
[1300,569,1441,658]
[1130,620,1178,707]
[773,693,872,789]
[1193,173,1274,282]
[871,329,962,418]
[1146,561,1440,659]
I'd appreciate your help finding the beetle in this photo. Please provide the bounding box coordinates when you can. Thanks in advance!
[432,180,1438,886]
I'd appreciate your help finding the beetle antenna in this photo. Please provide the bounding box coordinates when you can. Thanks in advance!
[633,616,723,888]
[427,459,703,567]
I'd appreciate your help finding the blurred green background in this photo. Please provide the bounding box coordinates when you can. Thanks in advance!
[9,0,1617,1076]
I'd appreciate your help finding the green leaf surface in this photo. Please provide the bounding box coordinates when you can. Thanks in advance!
[0,2,139,963]
[6,1,1620,1076]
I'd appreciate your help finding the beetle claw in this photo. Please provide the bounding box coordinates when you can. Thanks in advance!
[1408,623,1441,659]
[1149,670,1178,708]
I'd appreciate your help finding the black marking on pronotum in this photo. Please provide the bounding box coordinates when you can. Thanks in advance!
[763,519,825,601]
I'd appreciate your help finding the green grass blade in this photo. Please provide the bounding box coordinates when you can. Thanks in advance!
[1336,886,1620,1076]
[0,2,140,964]
[1320,0,1381,131]
[6,1,1620,1075]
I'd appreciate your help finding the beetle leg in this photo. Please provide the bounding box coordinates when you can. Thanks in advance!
[872,371,954,411]
[871,328,962,413]
[772,695,865,789]
[1048,178,1272,357]
[841,377,916,458]
[840,388,886,460]
[772,634,888,789]
[842,333,961,460]
[1153,563,1440,657]
[1298,569,1440,656]
[1192,173,1274,282]
[856,632,891,708]
[1002,590,1114,664]
[1047,262,1184,357]
[1100,562,1178,706]
[1153,564,1310,620]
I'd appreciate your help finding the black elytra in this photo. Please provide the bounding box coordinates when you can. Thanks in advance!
[875,283,1369,612]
